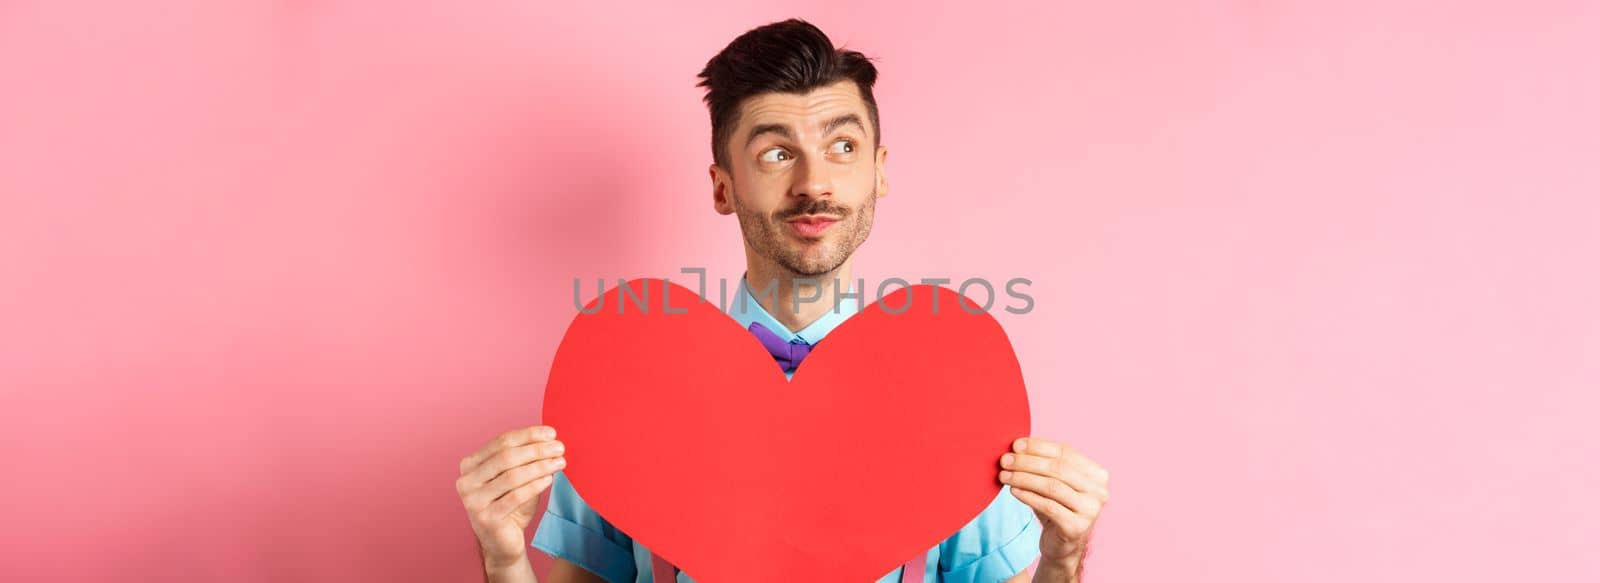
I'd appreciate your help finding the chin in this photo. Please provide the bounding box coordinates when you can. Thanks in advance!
[790,256,846,277]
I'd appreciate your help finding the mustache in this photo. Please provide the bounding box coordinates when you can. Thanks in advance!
[775,199,850,221]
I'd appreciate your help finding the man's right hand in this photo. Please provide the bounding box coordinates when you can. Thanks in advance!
[457,425,567,571]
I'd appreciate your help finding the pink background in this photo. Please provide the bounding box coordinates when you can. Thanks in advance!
[3,1,1597,581]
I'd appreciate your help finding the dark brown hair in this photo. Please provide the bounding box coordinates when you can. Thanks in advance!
[696,19,881,169]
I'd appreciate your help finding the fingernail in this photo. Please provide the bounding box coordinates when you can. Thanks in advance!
[554,457,566,467]
[1001,453,1015,467]
[999,470,1013,482]
[552,442,565,454]
[1014,438,1027,451]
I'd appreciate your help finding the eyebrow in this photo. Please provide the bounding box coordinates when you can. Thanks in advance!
[743,114,868,148]
[821,114,867,138]
[744,123,793,147]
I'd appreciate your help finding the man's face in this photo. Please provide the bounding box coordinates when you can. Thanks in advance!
[711,80,889,277]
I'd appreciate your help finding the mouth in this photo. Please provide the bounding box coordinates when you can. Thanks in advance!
[784,215,841,238]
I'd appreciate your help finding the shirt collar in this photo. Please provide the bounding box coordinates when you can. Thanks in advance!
[728,273,861,345]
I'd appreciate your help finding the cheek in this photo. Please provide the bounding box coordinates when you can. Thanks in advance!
[842,165,879,198]
[732,176,784,213]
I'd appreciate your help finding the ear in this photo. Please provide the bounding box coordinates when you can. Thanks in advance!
[874,145,889,199]
[710,163,735,215]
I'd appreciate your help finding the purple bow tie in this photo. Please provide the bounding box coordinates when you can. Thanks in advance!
[747,321,813,373]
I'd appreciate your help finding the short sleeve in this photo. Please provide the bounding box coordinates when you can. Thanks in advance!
[530,471,639,583]
[937,485,1043,583]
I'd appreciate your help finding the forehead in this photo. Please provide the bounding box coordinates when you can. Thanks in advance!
[736,80,871,137]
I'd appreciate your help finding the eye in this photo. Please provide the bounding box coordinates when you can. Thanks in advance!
[759,148,792,163]
[829,139,856,155]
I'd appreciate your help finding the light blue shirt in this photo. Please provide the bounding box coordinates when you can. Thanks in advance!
[532,275,1041,582]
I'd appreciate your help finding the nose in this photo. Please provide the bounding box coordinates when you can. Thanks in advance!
[789,156,833,200]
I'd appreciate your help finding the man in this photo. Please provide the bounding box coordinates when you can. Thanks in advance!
[455,19,1110,583]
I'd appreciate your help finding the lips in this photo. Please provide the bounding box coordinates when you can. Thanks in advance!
[785,215,840,238]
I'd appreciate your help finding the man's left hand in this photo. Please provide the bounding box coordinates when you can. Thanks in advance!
[999,437,1110,581]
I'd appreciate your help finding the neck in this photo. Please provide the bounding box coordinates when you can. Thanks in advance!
[744,255,856,334]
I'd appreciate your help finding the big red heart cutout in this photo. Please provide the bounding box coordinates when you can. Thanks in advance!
[543,278,1030,582]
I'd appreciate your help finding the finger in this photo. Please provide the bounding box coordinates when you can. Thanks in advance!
[464,455,567,511]
[1057,466,1111,502]
[1001,452,1066,480]
[459,426,558,474]
[456,441,565,496]
[1007,477,1068,519]
[1012,437,1111,485]
[1061,452,1110,486]
[459,440,565,492]
[511,476,550,516]
[459,426,557,474]
[1012,437,1065,459]
[1001,469,1102,517]
[1002,453,1109,499]
[486,474,556,519]
[1011,487,1092,537]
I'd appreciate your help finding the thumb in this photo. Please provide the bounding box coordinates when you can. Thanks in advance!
[509,481,550,526]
